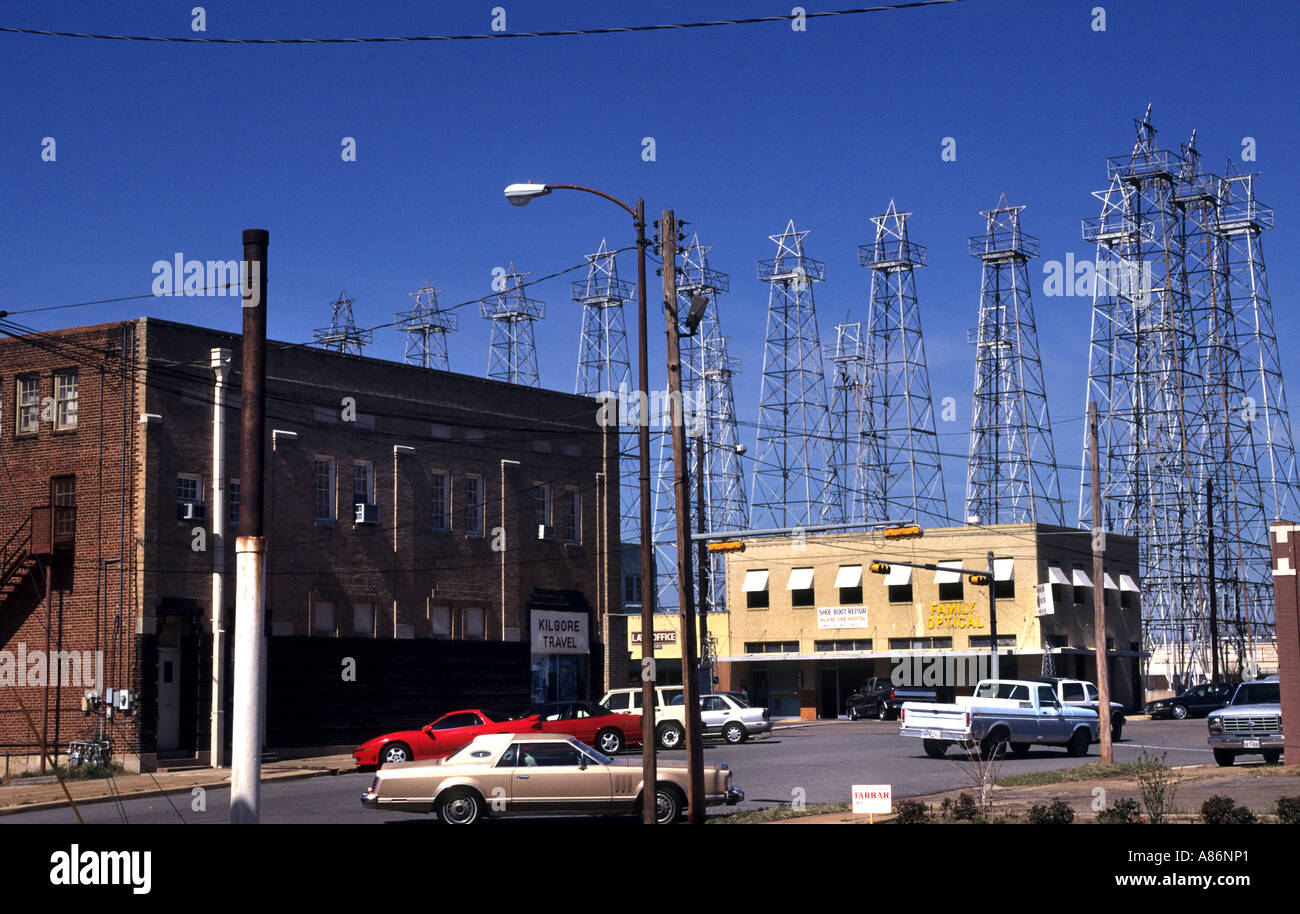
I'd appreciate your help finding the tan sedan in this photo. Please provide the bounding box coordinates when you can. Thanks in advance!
[360,732,743,824]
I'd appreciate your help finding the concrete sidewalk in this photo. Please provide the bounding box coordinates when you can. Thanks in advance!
[0,754,357,817]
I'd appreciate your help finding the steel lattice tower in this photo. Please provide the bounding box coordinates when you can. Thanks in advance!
[313,289,372,355]
[965,196,1064,525]
[653,235,745,612]
[749,221,835,530]
[859,202,948,526]
[1079,108,1205,685]
[572,239,638,543]
[481,263,544,386]
[828,320,870,523]
[395,279,457,369]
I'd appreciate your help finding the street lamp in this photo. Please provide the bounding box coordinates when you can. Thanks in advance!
[504,181,658,824]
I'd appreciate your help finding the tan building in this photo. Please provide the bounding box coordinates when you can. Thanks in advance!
[720,524,1143,719]
[624,612,732,689]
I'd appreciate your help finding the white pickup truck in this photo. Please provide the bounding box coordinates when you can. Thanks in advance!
[899,679,1101,759]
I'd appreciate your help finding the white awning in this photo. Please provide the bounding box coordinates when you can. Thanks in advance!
[1048,566,1071,586]
[934,561,962,584]
[742,569,769,592]
[1103,573,1119,590]
[787,567,815,590]
[1119,574,1140,593]
[994,558,1015,581]
[834,565,863,588]
[884,564,912,586]
[1072,568,1093,588]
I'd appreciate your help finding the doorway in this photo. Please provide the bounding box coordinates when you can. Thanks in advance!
[818,667,839,719]
[156,617,181,753]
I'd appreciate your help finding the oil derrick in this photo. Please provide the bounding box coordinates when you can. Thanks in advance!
[653,234,744,612]
[395,279,457,370]
[481,262,544,386]
[965,196,1064,525]
[749,220,834,530]
[1079,108,1205,686]
[827,320,870,524]
[859,202,948,526]
[572,240,638,543]
[313,289,372,355]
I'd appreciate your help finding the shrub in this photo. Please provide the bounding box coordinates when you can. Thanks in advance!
[1200,795,1257,825]
[939,792,981,822]
[1276,796,1300,825]
[1096,797,1142,824]
[1027,797,1076,825]
[895,799,932,824]
[1135,749,1180,824]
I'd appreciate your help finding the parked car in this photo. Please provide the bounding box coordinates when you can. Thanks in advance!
[845,676,937,721]
[1146,682,1234,720]
[360,732,744,824]
[1031,677,1126,741]
[899,679,1100,759]
[1207,676,1283,767]
[667,692,772,744]
[352,709,526,768]
[530,700,642,755]
[599,686,688,749]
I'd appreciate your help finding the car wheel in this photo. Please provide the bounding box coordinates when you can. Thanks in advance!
[722,722,748,744]
[923,739,948,759]
[877,703,891,721]
[1263,750,1282,765]
[654,784,684,824]
[1213,749,1235,767]
[596,728,625,755]
[1111,717,1124,742]
[1009,742,1030,758]
[437,789,482,825]
[847,706,859,721]
[1066,728,1090,758]
[980,732,1008,760]
[1171,704,1188,720]
[381,742,412,766]
[657,722,685,750]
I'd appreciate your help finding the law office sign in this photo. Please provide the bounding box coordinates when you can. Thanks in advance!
[531,610,589,655]
[817,605,869,629]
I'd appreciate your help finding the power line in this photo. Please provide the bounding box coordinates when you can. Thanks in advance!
[0,3,962,45]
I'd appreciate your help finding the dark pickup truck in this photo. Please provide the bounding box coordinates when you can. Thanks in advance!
[845,677,939,721]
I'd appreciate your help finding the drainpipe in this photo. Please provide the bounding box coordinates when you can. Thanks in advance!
[500,460,520,641]
[210,348,231,767]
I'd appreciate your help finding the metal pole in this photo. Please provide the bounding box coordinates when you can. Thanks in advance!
[1089,401,1113,764]
[1207,479,1219,682]
[231,229,268,823]
[634,199,657,824]
[662,210,705,823]
[986,550,998,681]
[210,348,230,767]
[695,433,710,694]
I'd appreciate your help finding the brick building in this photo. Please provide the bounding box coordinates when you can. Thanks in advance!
[0,318,625,773]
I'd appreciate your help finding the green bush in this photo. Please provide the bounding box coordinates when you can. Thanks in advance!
[1276,796,1300,825]
[1096,797,1143,824]
[1200,795,1257,825]
[895,799,932,824]
[939,793,981,822]
[1027,797,1076,825]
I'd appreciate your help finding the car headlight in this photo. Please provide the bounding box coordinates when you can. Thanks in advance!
[1208,718,1222,733]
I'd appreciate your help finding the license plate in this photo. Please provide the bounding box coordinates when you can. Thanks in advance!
[925,729,942,740]
[1243,739,1261,749]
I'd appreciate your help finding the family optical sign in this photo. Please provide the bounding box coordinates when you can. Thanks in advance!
[817,605,869,629]
[530,610,588,655]
[925,601,986,631]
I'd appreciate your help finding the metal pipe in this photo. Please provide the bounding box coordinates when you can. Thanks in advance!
[210,348,230,767]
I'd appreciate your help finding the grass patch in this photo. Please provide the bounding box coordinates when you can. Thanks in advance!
[13,762,125,782]
[709,802,850,824]
[995,762,1146,788]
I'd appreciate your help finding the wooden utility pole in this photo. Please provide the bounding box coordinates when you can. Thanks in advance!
[1089,401,1113,764]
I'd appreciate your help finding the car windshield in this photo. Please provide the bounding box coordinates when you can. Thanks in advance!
[725,693,751,707]
[1232,682,1280,705]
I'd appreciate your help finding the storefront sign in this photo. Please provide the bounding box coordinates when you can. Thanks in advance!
[817,605,869,629]
[631,630,677,645]
[852,784,892,815]
[925,601,985,630]
[530,610,588,655]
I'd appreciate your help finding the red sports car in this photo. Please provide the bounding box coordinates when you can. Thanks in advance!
[529,700,643,755]
[353,709,526,768]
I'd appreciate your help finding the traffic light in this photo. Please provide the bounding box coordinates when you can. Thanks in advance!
[869,562,891,574]
[969,574,991,586]
[881,524,923,540]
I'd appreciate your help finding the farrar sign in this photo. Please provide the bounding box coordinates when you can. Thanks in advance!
[530,610,589,655]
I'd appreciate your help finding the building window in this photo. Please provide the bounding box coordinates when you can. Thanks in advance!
[788,567,815,607]
[313,458,336,522]
[888,637,953,650]
[888,583,913,603]
[623,574,642,607]
[968,634,1017,648]
[743,641,799,654]
[465,607,486,640]
[51,476,75,541]
[743,569,770,609]
[313,600,336,636]
[353,603,374,637]
[533,483,552,532]
[465,474,484,536]
[229,479,240,527]
[353,461,374,506]
[177,474,203,521]
[813,639,874,652]
[16,375,38,435]
[431,606,451,637]
[431,471,450,531]
[54,371,77,430]
[561,488,580,543]
[839,586,863,605]
[938,580,964,602]
[994,579,1015,600]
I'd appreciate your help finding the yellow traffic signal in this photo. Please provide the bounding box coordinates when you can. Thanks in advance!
[707,540,745,553]
[869,562,891,575]
[882,524,922,540]
[969,574,991,586]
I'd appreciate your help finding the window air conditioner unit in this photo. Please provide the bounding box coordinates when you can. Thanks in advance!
[355,503,380,525]
[537,524,556,541]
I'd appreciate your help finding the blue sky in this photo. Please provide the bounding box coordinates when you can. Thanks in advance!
[2,0,1297,518]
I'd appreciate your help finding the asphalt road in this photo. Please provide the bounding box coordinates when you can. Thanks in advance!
[0,717,1218,824]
